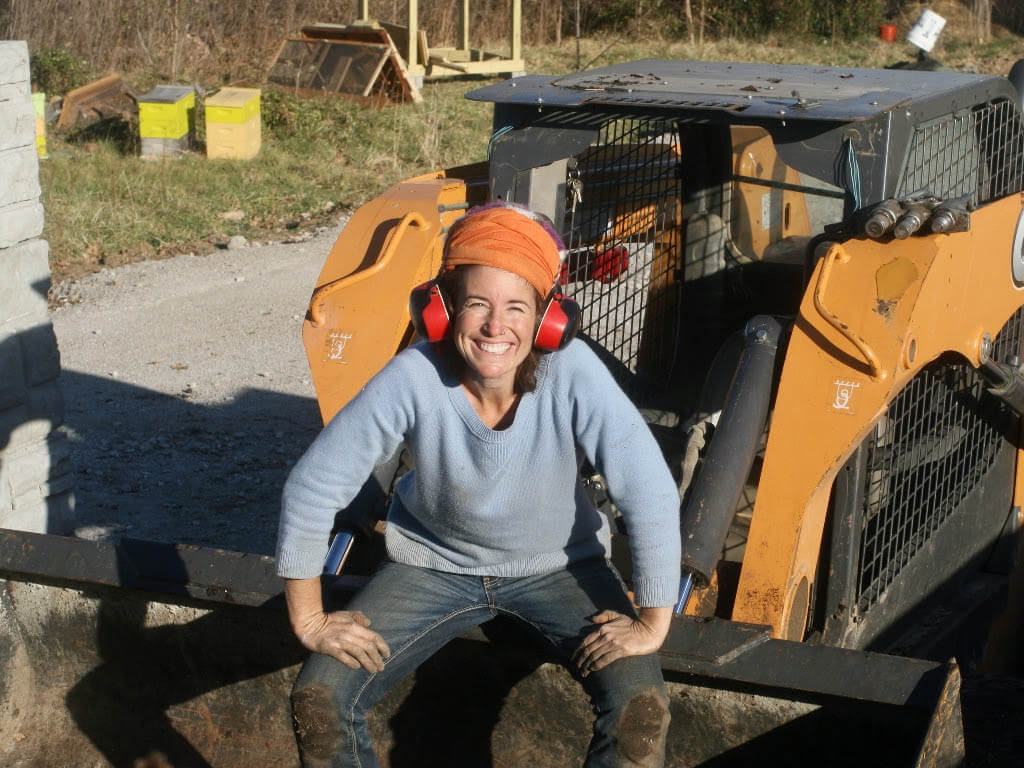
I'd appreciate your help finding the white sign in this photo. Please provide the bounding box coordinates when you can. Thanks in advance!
[832,380,860,412]
[327,331,352,362]
[907,9,946,53]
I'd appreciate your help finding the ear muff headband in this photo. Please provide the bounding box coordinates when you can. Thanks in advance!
[409,280,579,351]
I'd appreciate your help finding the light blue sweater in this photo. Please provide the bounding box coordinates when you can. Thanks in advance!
[276,339,681,607]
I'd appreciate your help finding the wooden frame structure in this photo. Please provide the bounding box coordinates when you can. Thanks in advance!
[267,26,423,105]
[355,0,524,84]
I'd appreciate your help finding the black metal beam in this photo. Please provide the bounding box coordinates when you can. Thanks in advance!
[0,528,284,607]
[0,528,954,718]
[660,615,955,711]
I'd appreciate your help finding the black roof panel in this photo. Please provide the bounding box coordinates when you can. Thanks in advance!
[467,59,1008,122]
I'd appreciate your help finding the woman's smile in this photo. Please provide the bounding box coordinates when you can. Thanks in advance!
[477,340,513,355]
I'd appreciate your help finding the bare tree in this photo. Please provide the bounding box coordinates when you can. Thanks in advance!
[973,0,992,43]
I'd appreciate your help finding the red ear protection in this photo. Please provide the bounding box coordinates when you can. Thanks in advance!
[534,293,579,351]
[408,281,450,342]
[409,281,579,351]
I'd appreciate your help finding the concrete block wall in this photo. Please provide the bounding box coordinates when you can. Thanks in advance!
[0,40,74,532]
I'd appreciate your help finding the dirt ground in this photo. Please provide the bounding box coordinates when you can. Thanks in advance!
[49,219,347,555]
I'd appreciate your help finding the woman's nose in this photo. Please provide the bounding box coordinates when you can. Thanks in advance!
[481,310,505,334]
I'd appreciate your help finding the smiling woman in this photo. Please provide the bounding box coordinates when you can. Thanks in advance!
[276,202,682,767]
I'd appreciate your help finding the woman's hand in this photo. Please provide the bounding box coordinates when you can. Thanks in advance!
[284,577,390,673]
[572,605,672,677]
[294,609,391,673]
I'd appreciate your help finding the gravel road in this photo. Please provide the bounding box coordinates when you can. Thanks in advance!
[50,220,347,555]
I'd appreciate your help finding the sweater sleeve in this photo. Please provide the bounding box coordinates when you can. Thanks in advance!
[563,341,681,607]
[275,351,419,578]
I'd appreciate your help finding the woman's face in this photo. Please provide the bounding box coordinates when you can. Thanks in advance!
[453,265,538,389]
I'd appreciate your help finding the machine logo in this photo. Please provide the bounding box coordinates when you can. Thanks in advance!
[1012,208,1024,288]
[326,331,352,362]
[832,380,860,412]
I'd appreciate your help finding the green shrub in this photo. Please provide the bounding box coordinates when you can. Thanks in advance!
[260,88,353,143]
[671,0,885,41]
[29,47,92,95]
[583,0,640,33]
[814,0,887,40]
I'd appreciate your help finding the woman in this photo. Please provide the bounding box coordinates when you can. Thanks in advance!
[276,202,681,767]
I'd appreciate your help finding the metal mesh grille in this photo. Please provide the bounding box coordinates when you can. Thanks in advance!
[896,99,1024,203]
[560,116,683,404]
[855,307,1024,611]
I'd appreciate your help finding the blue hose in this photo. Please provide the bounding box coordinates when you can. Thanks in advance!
[674,570,696,615]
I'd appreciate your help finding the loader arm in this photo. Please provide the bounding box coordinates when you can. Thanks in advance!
[733,193,1024,640]
[303,166,488,424]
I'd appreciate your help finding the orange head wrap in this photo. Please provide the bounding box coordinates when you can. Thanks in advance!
[442,204,563,297]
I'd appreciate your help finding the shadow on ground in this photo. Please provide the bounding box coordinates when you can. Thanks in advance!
[58,369,323,554]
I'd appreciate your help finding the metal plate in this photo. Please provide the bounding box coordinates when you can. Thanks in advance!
[467,59,1009,123]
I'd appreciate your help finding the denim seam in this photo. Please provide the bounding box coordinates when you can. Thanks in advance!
[345,603,491,767]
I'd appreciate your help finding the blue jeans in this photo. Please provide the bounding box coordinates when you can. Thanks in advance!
[291,559,670,768]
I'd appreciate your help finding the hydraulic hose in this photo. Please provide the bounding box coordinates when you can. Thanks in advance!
[675,315,784,614]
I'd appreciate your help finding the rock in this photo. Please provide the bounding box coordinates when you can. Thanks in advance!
[226,235,249,250]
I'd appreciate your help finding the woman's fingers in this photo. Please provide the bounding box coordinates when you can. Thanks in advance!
[573,611,662,677]
[334,638,383,672]
[334,650,362,670]
[372,633,391,659]
[577,643,621,676]
[303,610,392,673]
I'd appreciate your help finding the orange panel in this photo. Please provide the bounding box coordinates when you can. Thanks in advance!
[732,193,1024,639]
[731,126,813,258]
[303,171,484,424]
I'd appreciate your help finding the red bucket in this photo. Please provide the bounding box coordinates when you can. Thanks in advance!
[879,24,897,42]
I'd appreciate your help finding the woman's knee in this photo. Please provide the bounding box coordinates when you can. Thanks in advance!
[291,681,344,764]
[587,655,671,767]
[291,654,368,765]
[613,685,670,767]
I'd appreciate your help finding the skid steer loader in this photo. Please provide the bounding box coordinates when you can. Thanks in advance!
[300,59,1024,765]
[3,59,1024,767]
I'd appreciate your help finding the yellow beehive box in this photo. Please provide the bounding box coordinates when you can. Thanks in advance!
[138,85,195,155]
[32,92,47,159]
[205,87,261,160]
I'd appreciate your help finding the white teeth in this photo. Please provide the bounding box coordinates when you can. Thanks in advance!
[479,342,511,354]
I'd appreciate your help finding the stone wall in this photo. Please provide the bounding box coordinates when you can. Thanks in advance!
[0,40,73,532]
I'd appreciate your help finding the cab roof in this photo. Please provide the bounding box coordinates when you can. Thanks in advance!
[467,59,1013,123]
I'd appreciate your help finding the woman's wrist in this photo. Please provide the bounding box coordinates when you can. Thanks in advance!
[284,576,326,635]
[636,605,673,642]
